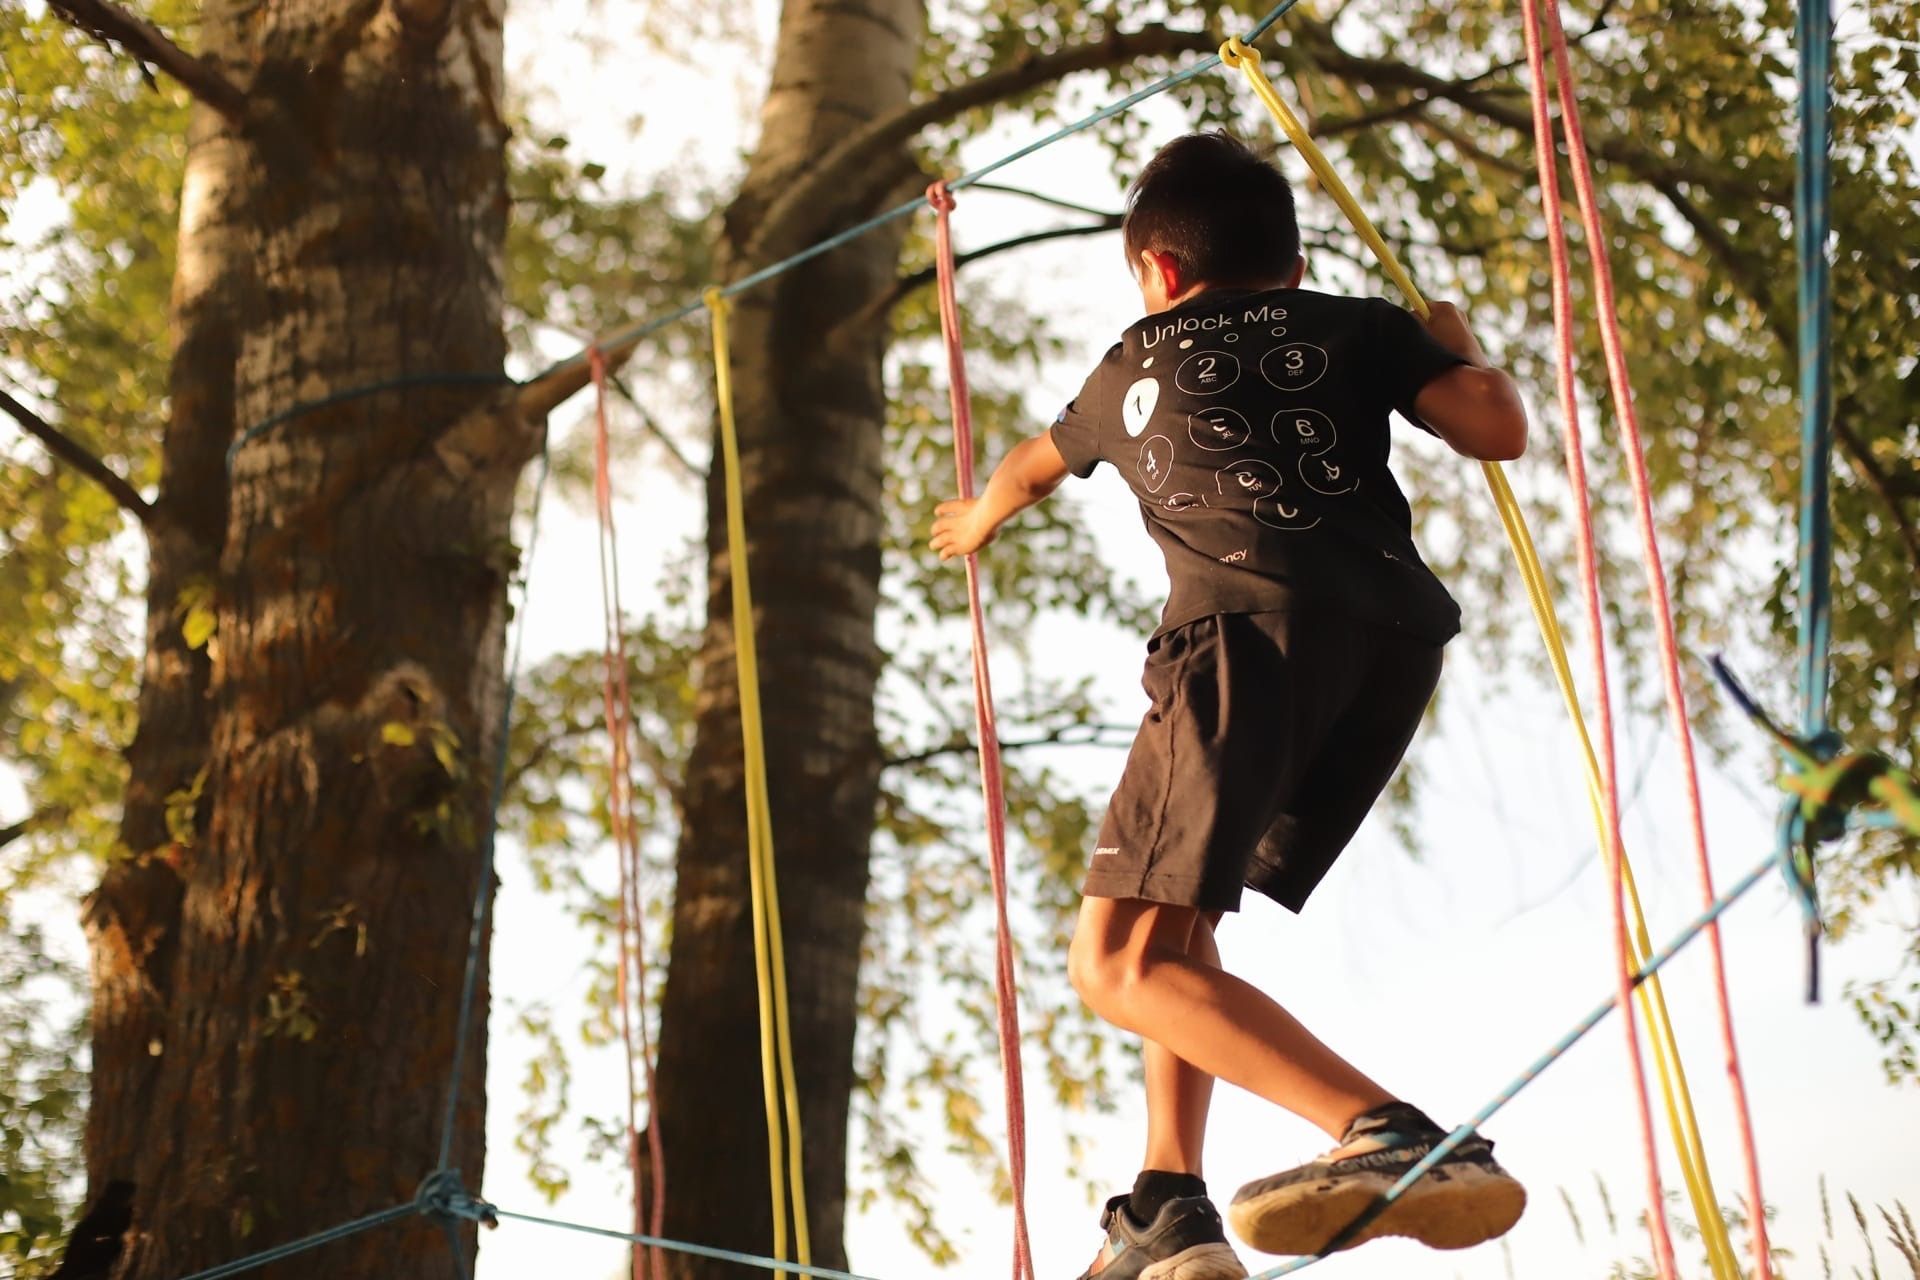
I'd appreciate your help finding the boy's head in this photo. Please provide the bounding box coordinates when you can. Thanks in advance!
[1122,131,1303,313]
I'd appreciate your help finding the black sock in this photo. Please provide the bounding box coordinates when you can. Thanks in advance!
[1129,1169,1207,1223]
[1342,1101,1445,1144]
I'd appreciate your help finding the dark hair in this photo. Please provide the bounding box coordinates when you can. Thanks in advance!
[1122,131,1299,287]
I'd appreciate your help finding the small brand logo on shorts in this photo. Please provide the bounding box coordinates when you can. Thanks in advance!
[1093,846,1122,857]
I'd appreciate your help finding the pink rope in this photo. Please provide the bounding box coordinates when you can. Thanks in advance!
[1531,6,1772,1274]
[591,350,668,1280]
[1515,13,1678,1276]
[926,180,1036,1280]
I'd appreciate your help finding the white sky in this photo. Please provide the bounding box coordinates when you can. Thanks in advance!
[5,2,1916,1278]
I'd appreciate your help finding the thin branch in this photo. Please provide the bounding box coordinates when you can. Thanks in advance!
[1297,24,1784,205]
[48,0,247,123]
[521,313,699,474]
[1833,403,1920,574]
[503,719,599,797]
[512,336,642,426]
[1297,12,1621,146]
[884,722,1136,771]
[1313,95,1432,139]
[746,21,1220,267]
[1651,177,1784,327]
[608,372,701,480]
[1648,182,1920,577]
[965,182,1122,221]
[877,216,1123,319]
[1415,114,1536,181]
[0,807,69,853]
[1,387,153,522]
[1455,2,1623,89]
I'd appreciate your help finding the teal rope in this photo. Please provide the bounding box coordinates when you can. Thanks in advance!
[491,1208,893,1280]
[1780,0,1834,999]
[1249,850,1777,1277]
[437,446,552,1172]
[163,847,1774,1280]
[1793,0,1835,752]
[226,2,1302,448]
[173,1202,419,1280]
[442,1218,475,1280]
[223,372,517,468]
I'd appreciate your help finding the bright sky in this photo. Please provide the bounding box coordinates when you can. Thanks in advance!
[5,2,1915,1278]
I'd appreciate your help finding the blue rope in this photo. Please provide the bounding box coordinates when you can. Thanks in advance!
[490,1208,893,1280]
[442,1218,475,1280]
[161,847,1779,1280]
[165,859,1781,1280]
[223,372,518,469]
[1793,0,1835,753]
[227,1,1303,445]
[1247,850,1778,1278]
[1780,0,1834,998]
[437,446,553,1172]
[172,1202,419,1280]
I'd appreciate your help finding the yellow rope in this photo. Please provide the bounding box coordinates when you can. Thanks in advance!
[706,288,813,1266]
[1220,39,1740,1276]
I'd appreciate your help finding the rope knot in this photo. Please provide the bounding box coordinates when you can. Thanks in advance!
[1220,35,1257,67]
[415,1169,500,1230]
[926,180,956,213]
[702,286,728,316]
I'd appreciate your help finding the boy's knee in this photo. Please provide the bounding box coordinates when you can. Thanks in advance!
[1068,922,1141,1013]
[1066,925,1108,1005]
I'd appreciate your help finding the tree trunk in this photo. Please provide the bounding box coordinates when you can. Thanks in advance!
[651,0,924,1272]
[82,3,530,1277]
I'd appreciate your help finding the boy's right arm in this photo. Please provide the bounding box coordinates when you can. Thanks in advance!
[1411,302,1530,462]
[930,431,1072,561]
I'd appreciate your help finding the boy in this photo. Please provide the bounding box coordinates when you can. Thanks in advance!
[929,132,1530,1279]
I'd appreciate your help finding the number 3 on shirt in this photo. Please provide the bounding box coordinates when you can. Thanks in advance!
[1259,342,1327,392]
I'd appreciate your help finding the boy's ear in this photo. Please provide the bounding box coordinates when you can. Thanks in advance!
[1140,248,1182,299]
[1284,253,1307,288]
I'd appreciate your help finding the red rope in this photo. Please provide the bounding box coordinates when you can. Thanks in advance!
[1515,11,1678,1276]
[591,350,668,1280]
[1528,6,1773,1274]
[926,180,1036,1280]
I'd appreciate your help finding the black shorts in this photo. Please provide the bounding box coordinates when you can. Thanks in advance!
[1083,610,1443,914]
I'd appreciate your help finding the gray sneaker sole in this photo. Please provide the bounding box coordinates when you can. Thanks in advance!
[1228,1160,1526,1255]
[1136,1242,1251,1280]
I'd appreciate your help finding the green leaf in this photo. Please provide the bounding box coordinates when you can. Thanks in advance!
[181,601,215,651]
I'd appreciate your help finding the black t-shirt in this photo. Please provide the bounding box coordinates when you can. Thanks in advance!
[1049,286,1467,644]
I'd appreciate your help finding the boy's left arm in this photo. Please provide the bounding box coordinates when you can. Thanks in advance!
[930,431,1072,561]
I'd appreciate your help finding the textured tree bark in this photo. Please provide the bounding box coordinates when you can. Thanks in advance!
[81,3,528,1277]
[649,0,923,1273]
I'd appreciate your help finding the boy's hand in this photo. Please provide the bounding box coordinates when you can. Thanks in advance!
[930,498,995,560]
[928,433,1072,562]
[1421,301,1491,368]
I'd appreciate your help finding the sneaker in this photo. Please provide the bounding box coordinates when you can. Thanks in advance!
[1074,1193,1250,1280]
[1227,1104,1526,1256]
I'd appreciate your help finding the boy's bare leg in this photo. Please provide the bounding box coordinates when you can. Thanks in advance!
[1071,895,1394,1141]
[1140,911,1222,1176]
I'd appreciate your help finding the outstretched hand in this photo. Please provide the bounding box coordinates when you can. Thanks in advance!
[930,498,994,561]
